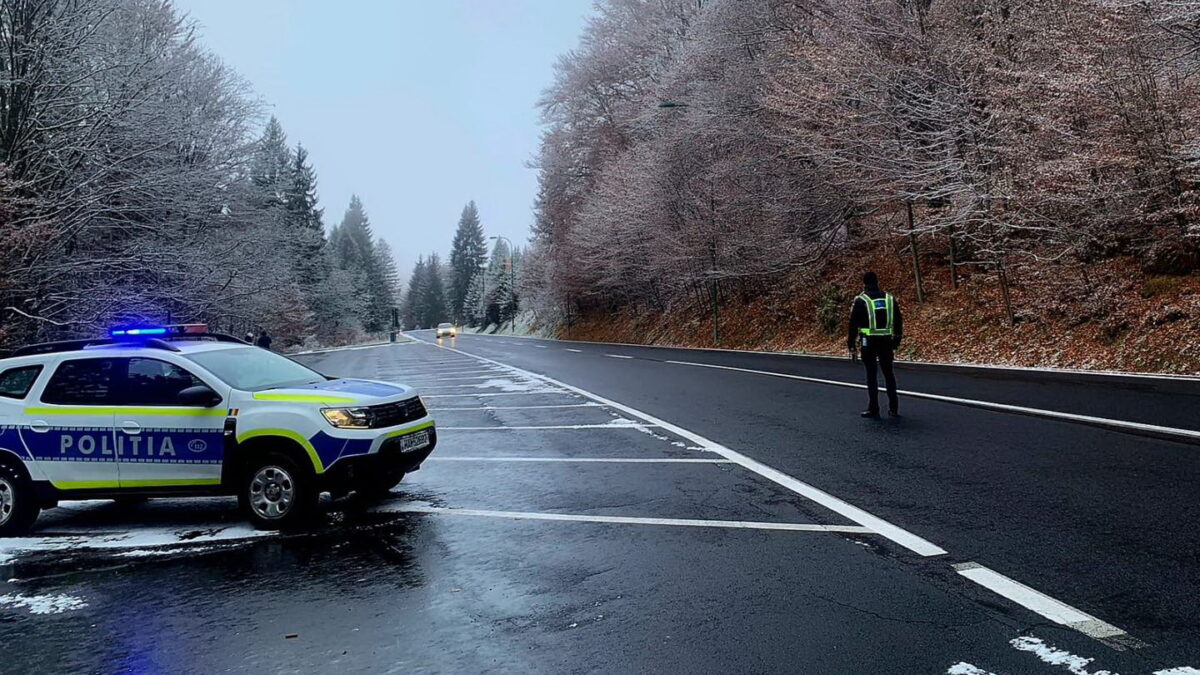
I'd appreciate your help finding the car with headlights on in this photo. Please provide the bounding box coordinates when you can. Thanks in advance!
[0,324,435,534]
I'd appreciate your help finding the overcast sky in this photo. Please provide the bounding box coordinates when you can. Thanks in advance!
[175,0,591,279]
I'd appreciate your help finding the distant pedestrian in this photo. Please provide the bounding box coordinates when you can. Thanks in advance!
[255,329,273,351]
[848,271,903,418]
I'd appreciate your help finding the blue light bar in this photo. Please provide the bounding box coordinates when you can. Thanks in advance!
[110,327,168,337]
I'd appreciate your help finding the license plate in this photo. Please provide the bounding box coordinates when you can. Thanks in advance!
[398,429,430,453]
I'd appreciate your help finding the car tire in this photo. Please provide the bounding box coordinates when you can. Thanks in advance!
[239,452,318,531]
[0,463,40,537]
[355,470,404,502]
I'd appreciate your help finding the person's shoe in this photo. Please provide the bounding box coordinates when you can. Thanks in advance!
[888,409,900,418]
[861,410,880,419]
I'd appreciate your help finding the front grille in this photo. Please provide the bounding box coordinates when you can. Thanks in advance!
[369,397,426,428]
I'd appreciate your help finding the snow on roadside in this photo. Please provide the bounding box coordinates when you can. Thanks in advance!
[0,593,87,615]
[0,524,271,565]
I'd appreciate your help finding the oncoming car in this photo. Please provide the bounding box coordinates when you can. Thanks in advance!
[435,322,457,338]
[0,325,436,535]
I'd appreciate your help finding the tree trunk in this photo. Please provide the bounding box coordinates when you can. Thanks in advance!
[906,201,925,303]
[948,224,959,290]
[997,257,1015,326]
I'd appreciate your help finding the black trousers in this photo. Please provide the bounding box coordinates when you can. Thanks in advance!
[861,338,898,413]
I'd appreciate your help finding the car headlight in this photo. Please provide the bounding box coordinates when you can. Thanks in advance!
[321,407,373,429]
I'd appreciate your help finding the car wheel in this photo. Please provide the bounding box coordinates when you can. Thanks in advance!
[0,463,40,537]
[239,453,317,531]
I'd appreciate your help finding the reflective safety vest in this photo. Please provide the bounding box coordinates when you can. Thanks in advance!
[857,293,896,337]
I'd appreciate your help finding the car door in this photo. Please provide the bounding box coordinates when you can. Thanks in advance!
[113,358,228,489]
[23,358,120,490]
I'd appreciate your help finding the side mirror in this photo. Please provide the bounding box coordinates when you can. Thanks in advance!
[178,385,222,408]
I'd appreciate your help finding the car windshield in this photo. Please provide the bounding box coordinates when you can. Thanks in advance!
[185,347,326,391]
[438,323,452,328]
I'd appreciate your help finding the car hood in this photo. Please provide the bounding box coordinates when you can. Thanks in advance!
[254,378,413,406]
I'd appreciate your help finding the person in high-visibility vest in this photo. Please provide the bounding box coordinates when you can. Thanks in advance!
[847,271,903,418]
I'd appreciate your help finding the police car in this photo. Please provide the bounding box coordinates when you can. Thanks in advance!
[0,325,436,535]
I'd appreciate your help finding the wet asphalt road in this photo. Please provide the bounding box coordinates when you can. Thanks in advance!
[1,333,1198,674]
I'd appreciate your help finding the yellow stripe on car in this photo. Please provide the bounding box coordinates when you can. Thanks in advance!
[53,478,222,490]
[384,421,435,438]
[235,428,326,474]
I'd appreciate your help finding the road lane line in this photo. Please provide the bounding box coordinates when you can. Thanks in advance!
[428,457,734,463]
[665,360,1200,444]
[953,563,1130,641]
[566,348,582,353]
[423,339,947,557]
[428,403,603,411]
[606,354,633,359]
[391,506,874,533]
[438,424,661,430]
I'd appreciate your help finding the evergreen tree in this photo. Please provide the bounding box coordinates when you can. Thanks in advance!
[283,143,326,278]
[461,268,486,327]
[375,240,402,300]
[401,256,427,330]
[485,239,517,327]
[447,201,488,322]
[332,195,393,332]
[250,117,292,211]
[418,253,449,328]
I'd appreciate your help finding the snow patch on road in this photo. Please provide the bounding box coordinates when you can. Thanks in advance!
[473,378,556,393]
[947,664,997,675]
[1155,669,1200,675]
[1010,636,1112,675]
[0,593,87,615]
[0,525,271,564]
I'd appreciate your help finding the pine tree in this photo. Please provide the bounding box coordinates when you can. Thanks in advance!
[374,239,403,314]
[401,256,427,330]
[332,195,393,332]
[418,253,449,328]
[283,143,326,279]
[250,117,292,211]
[447,201,488,323]
[461,268,486,327]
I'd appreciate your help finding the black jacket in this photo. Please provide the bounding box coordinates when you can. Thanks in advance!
[847,286,903,350]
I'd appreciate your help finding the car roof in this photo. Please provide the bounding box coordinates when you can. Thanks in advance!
[0,339,250,366]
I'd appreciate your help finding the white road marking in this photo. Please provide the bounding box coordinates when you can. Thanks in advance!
[947,664,997,675]
[1009,636,1113,674]
[606,354,633,359]
[427,403,603,411]
[428,457,734,464]
[390,505,874,533]
[438,423,661,431]
[954,563,1128,640]
[422,339,947,557]
[566,348,582,353]
[666,360,1200,443]
[534,345,548,349]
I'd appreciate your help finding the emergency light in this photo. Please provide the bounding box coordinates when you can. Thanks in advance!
[109,323,207,338]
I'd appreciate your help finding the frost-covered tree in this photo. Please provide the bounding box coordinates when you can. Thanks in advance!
[448,201,488,323]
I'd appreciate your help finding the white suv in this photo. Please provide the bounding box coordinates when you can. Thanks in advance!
[0,325,436,534]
